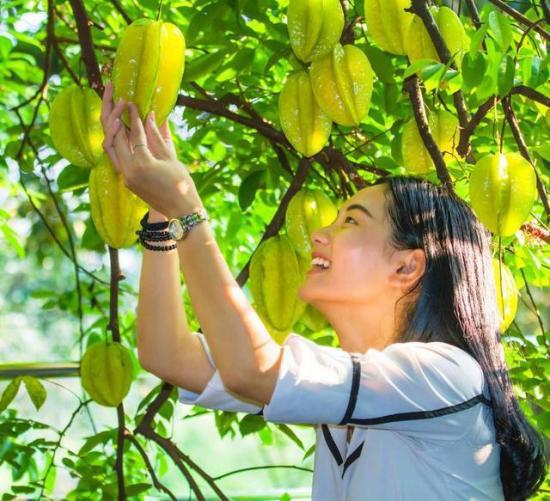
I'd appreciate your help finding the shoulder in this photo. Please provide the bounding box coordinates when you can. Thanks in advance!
[375,340,485,396]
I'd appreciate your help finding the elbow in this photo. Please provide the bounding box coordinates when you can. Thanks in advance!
[220,367,256,399]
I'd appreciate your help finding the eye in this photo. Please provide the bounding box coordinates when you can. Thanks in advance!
[344,216,357,224]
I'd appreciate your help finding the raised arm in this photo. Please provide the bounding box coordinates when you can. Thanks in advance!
[135,207,214,394]
[101,82,282,403]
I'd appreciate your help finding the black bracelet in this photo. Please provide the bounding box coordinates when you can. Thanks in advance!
[140,211,170,231]
[136,229,172,240]
[138,235,177,251]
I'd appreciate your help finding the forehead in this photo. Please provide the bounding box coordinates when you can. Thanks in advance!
[340,184,388,220]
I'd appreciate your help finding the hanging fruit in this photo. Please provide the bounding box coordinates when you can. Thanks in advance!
[492,259,518,332]
[401,109,458,175]
[249,235,308,344]
[80,341,133,407]
[363,0,415,56]
[469,152,537,237]
[285,188,338,257]
[112,18,185,128]
[405,6,469,67]
[279,71,332,157]
[49,85,104,168]
[310,44,374,126]
[287,0,345,63]
[89,153,148,249]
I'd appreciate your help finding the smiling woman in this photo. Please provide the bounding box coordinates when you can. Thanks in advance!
[176,177,546,501]
[100,80,546,501]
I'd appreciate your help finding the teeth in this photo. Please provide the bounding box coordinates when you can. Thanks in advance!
[311,257,331,269]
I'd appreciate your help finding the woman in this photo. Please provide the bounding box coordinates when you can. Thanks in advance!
[101,82,547,500]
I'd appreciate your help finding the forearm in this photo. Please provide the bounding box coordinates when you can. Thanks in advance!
[175,193,281,389]
[135,208,193,369]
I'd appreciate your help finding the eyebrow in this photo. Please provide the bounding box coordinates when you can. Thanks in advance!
[338,203,374,219]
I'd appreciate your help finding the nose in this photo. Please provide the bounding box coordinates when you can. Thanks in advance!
[311,224,331,247]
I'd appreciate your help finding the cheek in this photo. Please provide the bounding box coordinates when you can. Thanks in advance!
[333,235,386,284]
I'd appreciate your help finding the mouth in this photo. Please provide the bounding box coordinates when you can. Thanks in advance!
[309,256,331,274]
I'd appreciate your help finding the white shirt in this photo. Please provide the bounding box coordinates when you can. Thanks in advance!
[178,332,504,501]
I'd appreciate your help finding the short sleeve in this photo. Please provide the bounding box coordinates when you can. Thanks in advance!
[263,334,488,440]
[177,332,263,415]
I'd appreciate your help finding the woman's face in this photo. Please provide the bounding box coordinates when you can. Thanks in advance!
[299,183,397,306]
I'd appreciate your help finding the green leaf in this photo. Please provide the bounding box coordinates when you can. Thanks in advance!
[487,10,513,52]
[0,223,25,258]
[239,414,266,436]
[56,164,90,192]
[275,423,304,450]
[125,483,152,496]
[0,378,22,413]
[362,45,395,84]
[238,170,265,211]
[183,50,229,83]
[497,53,515,97]
[302,443,316,461]
[461,52,487,90]
[78,429,117,456]
[403,59,439,79]
[11,485,35,494]
[22,376,46,411]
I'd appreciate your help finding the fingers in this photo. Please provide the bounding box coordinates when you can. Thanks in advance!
[112,123,133,174]
[101,82,113,125]
[127,102,150,154]
[104,119,121,173]
[145,111,172,158]
[101,83,127,156]
[158,120,172,143]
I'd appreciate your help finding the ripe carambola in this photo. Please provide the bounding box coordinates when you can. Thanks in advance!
[80,341,133,407]
[279,71,332,157]
[285,188,338,258]
[363,0,415,56]
[492,259,518,333]
[112,18,185,128]
[405,6,469,67]
[249,235,308,344]
[287,0,344,63]
[469,152,537,237]
[89,154,148,249]
[310,43,374,126]
[401,109,458,175]
[49,85,104,168]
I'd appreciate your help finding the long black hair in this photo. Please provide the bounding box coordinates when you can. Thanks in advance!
[371,174,546,500]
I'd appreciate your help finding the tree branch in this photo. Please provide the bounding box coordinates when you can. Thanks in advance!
[402,75,455,194]
[407,0,470,135]
[501,96,550,222]
[487,0,550,40]
[68,0,102,91]
[235,158,311,287]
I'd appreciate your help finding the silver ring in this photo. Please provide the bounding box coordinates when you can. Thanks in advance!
[133,143,147,149]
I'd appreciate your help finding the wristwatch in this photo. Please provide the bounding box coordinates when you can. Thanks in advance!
[167,207,209,241]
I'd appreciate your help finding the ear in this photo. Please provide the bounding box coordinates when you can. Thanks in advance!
[388,248,426,290]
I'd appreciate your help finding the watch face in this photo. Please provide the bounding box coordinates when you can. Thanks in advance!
[168,220,185,240]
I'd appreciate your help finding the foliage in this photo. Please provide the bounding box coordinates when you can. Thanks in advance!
[0,0,548,498]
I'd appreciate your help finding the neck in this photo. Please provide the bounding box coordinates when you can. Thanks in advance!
[312,295,403,353]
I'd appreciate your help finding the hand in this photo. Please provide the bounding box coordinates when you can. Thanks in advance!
[100,82,202,218]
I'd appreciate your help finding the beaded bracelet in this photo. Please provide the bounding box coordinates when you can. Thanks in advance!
[138,234,177,251]
[135,228,172,241]
[139,211,170,231]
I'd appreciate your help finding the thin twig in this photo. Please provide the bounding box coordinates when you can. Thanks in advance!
[501,96,550,222]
